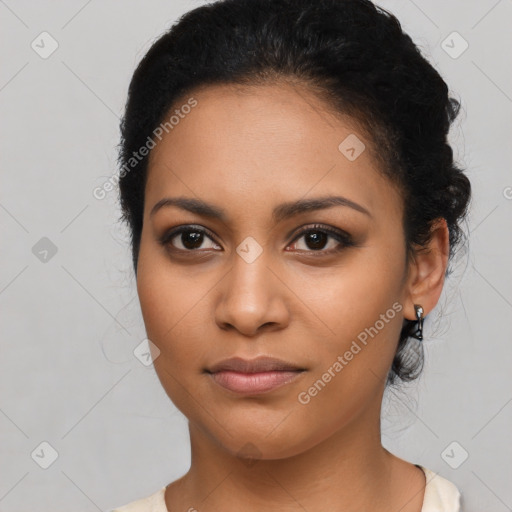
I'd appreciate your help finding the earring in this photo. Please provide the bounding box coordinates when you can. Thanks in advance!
[412,304,424,341]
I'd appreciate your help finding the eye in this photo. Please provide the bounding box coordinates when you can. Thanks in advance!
[159,225,221,252]
[287,224,354,255]
[159,223,354,256]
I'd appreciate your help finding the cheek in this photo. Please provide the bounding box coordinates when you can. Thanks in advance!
[308,250,404,335]
[298,243,406,386]
[136,239,217,376]
[137,270,202,358]
[137,240,185,352]
[293,276,403,435]
[136,256,210,416]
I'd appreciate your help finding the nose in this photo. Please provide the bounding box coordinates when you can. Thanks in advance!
[214,250,290,337]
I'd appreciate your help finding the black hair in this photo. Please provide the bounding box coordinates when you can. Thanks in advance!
[117,0,471,385]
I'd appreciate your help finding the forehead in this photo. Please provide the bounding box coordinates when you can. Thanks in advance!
[144,82,402,223]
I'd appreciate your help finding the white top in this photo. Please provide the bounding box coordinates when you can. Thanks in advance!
[111,465,461,512]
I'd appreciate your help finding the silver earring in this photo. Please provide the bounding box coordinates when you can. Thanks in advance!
[412,304,424,341]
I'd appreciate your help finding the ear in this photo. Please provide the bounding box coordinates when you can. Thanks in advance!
[402,218,450,321]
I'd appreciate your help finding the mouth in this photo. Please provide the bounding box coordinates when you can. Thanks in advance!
[205,356,306,395]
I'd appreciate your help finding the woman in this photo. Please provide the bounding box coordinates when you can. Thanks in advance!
[112,0,471,510]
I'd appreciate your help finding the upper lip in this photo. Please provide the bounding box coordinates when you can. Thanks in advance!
[207,356,305,374]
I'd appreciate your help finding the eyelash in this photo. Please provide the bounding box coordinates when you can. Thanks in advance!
[159,223,355,257]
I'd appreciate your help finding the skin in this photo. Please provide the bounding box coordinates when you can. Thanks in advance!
[135,81,450,512]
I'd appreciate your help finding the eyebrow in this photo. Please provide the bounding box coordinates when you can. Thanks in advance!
[150,195,371,222]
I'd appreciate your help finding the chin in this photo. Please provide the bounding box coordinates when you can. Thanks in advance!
[203,417,323,462]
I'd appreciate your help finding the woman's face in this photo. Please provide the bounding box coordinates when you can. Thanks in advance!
[137,82,412,459]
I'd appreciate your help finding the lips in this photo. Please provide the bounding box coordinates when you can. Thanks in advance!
[207,356,305,374]
[206,356,306,394]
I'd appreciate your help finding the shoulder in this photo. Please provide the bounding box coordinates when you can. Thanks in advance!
[110,486,167,512]
[419,466,462,512]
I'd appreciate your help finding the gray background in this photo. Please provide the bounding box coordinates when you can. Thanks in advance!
[0,1,511,511]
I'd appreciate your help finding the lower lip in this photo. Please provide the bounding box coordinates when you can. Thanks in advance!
[209,370,304,394]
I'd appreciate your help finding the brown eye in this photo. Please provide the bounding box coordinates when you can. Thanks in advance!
[288,224,354,254]
[160,225,221,252]
[297,231,331,250]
